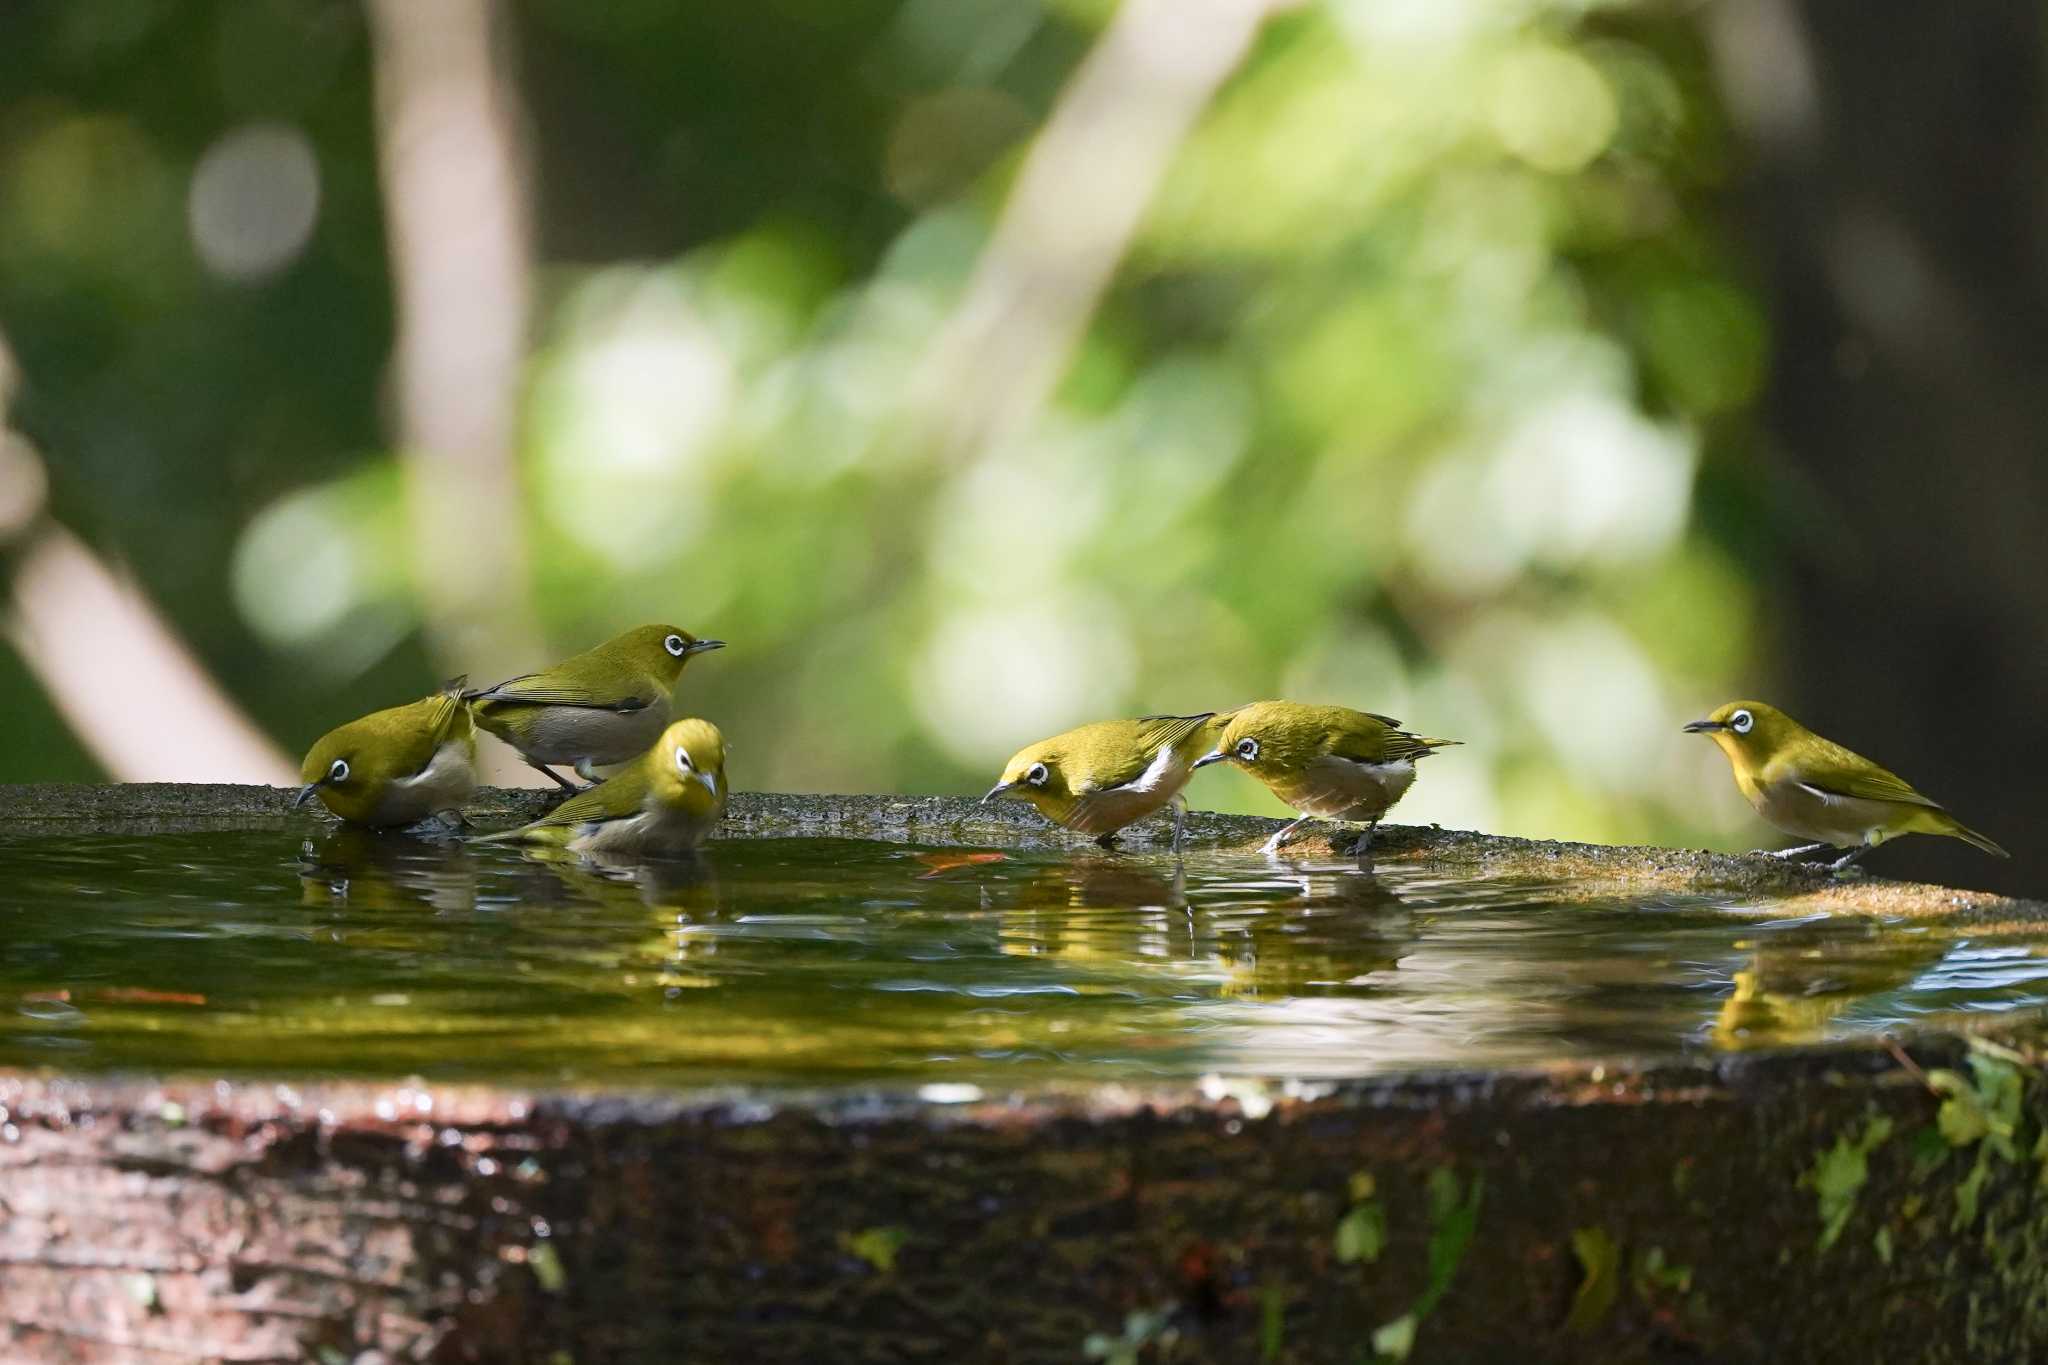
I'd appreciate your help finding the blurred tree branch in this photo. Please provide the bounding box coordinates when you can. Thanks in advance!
[0,337,295,783]
[367,0,547,782]
[909,0,1292,464]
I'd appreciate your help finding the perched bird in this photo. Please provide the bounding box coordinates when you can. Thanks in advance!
[466,624,723,790]
[1193,701,1458,855]
[475,718,728,856]
[983,713,1220,850]
[294,679,477,828]
[1685,700,2007,871]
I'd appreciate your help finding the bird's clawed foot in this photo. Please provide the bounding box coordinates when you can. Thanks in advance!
[1260,816,1314,857]
[529,762,582,795]
[1750,842,1830,861]
[1095,832,1121,850]
[1344,823,1379,858]
[1826,846,1872,874]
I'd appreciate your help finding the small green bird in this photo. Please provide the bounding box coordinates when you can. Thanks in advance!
[294,679,477,828]
[466,624,723,790]
[1193,701,1458,855]
[1685,700,2007,871]
[475,717,729,856]
[982,713,1220,850]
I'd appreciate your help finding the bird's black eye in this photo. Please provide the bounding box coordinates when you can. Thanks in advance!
[1027,763,1049,785]
[1235,737,1259,761]
[675,746,693,773]
[329,758,350,783]
[665,634,688,657]
[1730,710,1753,735]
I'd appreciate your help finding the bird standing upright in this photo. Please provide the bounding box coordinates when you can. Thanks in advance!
[466,624,723,790]
[1193,701,1457,855]
[983,713,1220,850]
[1684,700,2007,871]
[294,679,478,828]
[475,717,728,856]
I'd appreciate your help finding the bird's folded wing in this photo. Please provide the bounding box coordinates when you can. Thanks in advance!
[1088,713,1215,791]
[1328,720,1430,765]
[1786,744,1941,808]
[468,672,654,712]
[426,679,472,751]
[526,767,652,829]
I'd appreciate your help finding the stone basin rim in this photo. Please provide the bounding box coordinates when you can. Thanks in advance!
[0,782,2036,920]
[0,1029,1996,1131]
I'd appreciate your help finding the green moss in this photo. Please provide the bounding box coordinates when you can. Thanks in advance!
[1806,1115,1894,1251]
[1563,1227,1620,1333]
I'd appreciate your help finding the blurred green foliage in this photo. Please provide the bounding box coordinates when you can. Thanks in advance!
[0,0,1774,846]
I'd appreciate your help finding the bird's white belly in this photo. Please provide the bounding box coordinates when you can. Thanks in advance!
[567,802,719,856]
[522,704,667,767]
[1066,745,1189,836]
[1273,756,1415,821]
[1753,779,1891,848]
[369,740,477,826]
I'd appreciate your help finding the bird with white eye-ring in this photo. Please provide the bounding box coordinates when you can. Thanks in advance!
[465,624,724,791]
[476,718,729,856]
[295,680,478,828]
[984,714,1222,850]
[1192,701,1458,855]
[1685,700,2006,871]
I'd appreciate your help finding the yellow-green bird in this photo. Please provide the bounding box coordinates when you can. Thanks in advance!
[1193,701,1458,855]
[294,679,477,828]
[475,718,729,856]
[466,624,723,790]
[1685,700,2007,871]
[982,713,1220,850]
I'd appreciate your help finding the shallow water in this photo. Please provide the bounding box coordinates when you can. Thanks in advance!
[1,826,2042,1087]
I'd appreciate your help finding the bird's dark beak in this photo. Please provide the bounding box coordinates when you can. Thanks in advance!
[1683,719,1727,734]
[1191,748,1228,770]
[292,782,321,809]
[982,781,1015,803]
[686,639,725,656]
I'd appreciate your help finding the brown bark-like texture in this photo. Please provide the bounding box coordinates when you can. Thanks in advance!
[4,1038,2048,1363]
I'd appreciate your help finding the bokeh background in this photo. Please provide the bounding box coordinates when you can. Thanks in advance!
[1,0,2041,894]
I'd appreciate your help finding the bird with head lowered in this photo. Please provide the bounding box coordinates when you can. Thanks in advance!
[1194,701,1457,855]
[475,717,728,856]
[983,713,1220,851]
[1685,700,2006,872]
[466,624,723,790]
[295,678,477,828]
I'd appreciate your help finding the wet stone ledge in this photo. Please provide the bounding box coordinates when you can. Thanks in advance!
[2,781,2041,922]
[4,783,2048,1361]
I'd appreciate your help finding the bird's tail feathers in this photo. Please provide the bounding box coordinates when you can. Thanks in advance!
[1941,815,2010,859]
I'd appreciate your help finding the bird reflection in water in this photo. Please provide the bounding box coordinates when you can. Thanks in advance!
[990,853,1412,1002]
[297,827,477,914]
[1709,924,1950,1050]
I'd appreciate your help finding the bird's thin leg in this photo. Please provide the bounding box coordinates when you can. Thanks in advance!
[1345,820,1379,857]
[1095,830,1121,850]
[572,758,605,788]
[528,759,580,793]
[1261,816,1313,855]
[1170,796,1188,855]
[1749,841,1830,860]
[1827,845,1873,873]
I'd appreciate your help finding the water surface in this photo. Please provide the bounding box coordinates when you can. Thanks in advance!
[2,827,2042,1087]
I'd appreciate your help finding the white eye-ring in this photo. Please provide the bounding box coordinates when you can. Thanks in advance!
[328,758,350,783]
[664,634,688,657]
[1235,737,1260,761]
[1027,763,1049,785]
[675,746,694,773]
[1730,709,1754,734]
